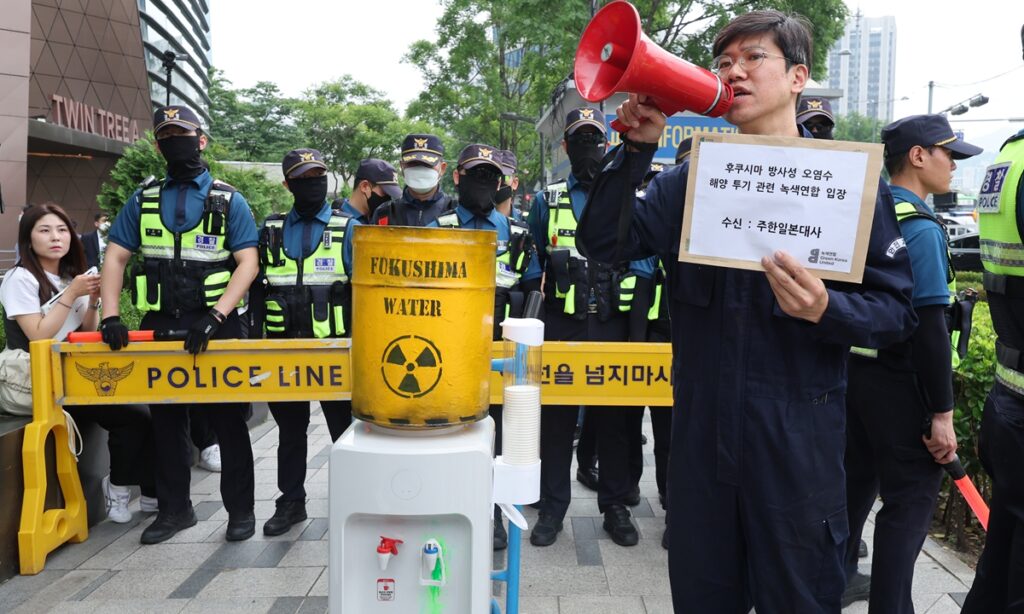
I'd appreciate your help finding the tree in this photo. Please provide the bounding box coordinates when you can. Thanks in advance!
[834,112,884,144]
[97,132,288,223]
[296,77,449,190]
[405,0,849,189]
[207,68,304,163]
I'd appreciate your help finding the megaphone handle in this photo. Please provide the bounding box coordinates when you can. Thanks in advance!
[609,100,682,135]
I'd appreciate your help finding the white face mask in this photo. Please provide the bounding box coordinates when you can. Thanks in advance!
[99,222,111,233]
[403,167,440,192]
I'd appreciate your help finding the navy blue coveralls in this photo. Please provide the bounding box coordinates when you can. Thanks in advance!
[576,132,916,613]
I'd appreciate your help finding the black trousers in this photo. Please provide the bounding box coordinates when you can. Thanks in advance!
[962,382,1024,613]
[576,407,596,468]
[539,309,635,518]
[643,328,673,505]
[268,399,351,503]
[844,357,943,614]
[65,403,156,498]
[140,310,255,516]
[189,407,217,450]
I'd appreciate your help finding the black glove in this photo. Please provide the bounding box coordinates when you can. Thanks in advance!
[184,309,224,355]
[100,315,129,351]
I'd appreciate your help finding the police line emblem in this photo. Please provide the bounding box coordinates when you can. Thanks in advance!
[76,361,135,396]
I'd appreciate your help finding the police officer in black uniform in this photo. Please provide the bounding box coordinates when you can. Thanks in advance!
[371,134,452,227]
[335,159,403,224]
[250,148,357,535]
[100,105,258,544]
[796,96,835,140]
[527,108,655,547]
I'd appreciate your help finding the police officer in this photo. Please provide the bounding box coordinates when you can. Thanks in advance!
[527,108,654,547]
[335,159,403,224]
[961,120,1024,613]
[428,143,542,550]
[577,11,917,611]
[495,150,522,221]
[371,134,452,226]
[99,105,259,544]
[249,148,356,536]
[797,96,835,140]
[843,115,976,612]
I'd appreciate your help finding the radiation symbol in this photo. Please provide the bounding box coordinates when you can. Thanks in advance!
[380,335,443,398]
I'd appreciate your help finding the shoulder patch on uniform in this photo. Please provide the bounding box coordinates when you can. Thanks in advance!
[885,237,906,258]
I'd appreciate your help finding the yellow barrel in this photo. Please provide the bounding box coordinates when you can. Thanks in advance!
[351,225,497,428]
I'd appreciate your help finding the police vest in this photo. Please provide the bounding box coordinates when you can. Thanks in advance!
[978,134,1024,396]
[544,182,631,319]
[258,212,350,339]
[434,211,532,290]
[133,181,235,315]
[647,259,668,322]
[850,196,959,363]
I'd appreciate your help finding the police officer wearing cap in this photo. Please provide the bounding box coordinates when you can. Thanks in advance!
[842,114,978,612]
[100,105,259,544]
[797,96,835,140]
[495,150,523,221]
[335,159,403,224]
[248,148,356,535]
[527,108,655,547]
[962,121,1024,612]
[371,134,452,226]
[428,143,542,550]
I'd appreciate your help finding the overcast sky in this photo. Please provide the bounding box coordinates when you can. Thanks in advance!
[210,1,1024,152]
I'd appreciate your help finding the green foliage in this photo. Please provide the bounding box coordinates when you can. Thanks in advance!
[952,301,995,476]
[295,77,449,191]
[207,69,304,162]
[834,112,885,144]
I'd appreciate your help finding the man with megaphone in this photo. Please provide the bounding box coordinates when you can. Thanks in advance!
[576,9,917,614]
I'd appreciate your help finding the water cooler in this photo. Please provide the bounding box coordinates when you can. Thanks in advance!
[328,226,542,613]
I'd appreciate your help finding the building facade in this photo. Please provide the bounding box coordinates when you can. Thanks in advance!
[0,0,211,261]
[827,13,897,122]
[138,0,212,125]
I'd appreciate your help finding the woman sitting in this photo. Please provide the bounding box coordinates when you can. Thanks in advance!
[0,203,157,523]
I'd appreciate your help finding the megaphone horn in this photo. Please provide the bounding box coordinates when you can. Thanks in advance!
[574,1,733,133]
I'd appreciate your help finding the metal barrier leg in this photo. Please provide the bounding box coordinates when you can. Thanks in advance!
[18,341,88,574]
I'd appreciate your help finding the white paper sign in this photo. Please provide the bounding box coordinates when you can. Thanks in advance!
[681,134,883,282]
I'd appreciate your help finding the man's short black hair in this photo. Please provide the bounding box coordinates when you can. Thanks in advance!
[712,10,813,72]
[884,146,937,179]
[94,212,108,222]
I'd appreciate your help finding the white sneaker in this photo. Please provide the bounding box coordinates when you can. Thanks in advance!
[199,444,222,472]
[140,495,159,513]
[102,475,132,523]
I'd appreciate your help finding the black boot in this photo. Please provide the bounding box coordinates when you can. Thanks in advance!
[226,510,256,541]
[263,500,307,536]
[576,466,599,491]
[602,504,639,546]
[493,506,508,551]
[529,512,563,547]
[140,507,198,545]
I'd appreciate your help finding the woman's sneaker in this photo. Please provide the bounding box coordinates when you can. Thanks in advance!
[199,444,222,472]
[140,495,159,514]
[102,475,132,523]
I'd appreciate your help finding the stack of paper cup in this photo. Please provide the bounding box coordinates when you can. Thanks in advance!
[502,384,541,465]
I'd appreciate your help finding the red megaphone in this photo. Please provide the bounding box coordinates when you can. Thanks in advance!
[574,1,733,133]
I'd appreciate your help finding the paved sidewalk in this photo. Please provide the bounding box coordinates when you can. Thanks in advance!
[0,408,976,613]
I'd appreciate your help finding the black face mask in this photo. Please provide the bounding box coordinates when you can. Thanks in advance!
[567,140,605,187]
[160,135,204,180]
[366,190,390,216]
[288,176,328,218]
[495,185,514,204]
[457,172,499,217]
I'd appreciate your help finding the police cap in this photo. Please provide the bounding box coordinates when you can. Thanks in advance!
[675,137,693,164]
[401,134,445,166]
[153,105,202,134]
[645,161,673,182]
[565,107,606,135]
[881,114,983,160]
[355,158,403,201]
[457,144,503,173]
[282,148,328,179]
[498,150,518,176]
[796,97,835,126]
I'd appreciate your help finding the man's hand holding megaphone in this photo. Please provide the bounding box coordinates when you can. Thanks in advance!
[614,94,830,325]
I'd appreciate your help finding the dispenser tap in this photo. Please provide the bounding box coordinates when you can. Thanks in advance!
[419,539,447,587]
[377,536,403,571]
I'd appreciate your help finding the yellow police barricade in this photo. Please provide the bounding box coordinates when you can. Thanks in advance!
[19,337,672,574]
